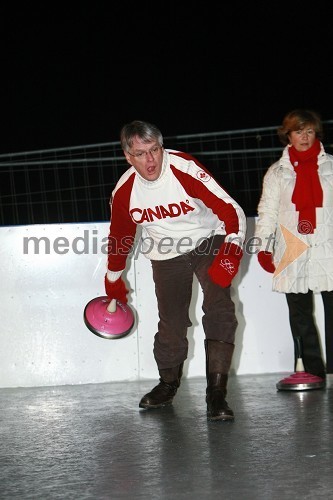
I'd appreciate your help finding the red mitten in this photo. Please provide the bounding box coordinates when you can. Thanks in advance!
[104,275,129,304]
[257,251,275,273]
[208,242,243,288]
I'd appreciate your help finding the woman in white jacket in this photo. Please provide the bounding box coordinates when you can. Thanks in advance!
[255,109,333,389]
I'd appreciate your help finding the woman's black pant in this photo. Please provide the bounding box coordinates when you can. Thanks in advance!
[286,290,333,376]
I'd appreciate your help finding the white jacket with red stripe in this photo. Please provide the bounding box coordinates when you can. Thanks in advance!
[107,149,246,275]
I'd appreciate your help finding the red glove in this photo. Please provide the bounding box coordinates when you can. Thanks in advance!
[104,275,129,304]
[208,242,243,288]
[257,251,275,273]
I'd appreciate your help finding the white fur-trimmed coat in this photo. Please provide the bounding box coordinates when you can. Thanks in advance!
[255,142,333,293]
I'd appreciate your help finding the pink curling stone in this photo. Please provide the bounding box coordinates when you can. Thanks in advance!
[276,371,325,391]
[84,296,135,339]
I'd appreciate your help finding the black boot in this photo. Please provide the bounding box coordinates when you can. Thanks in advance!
[206,373,234,421]
[205,339,234,421]
[139,364,183,409]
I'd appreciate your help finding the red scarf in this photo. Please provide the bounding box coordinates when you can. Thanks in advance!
[288,139,323,234]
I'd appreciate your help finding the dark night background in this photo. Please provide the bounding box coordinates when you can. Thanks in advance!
[1,2,333,154]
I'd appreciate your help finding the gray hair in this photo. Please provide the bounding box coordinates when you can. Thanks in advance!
[120,120,163,152]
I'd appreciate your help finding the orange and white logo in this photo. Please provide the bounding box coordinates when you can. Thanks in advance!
[274,225,309,276]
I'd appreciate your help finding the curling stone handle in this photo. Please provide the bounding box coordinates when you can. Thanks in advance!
[294,336,302,359]
[294,336,305,372]
[107,299,117,313]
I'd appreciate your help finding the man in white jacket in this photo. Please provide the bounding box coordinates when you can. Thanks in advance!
[256,109,333,389]
[104,120,246,420]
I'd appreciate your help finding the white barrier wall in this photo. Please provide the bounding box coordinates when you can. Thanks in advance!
[0,219,325,388]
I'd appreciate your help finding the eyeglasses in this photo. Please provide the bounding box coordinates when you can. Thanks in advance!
[127,145,163,159]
